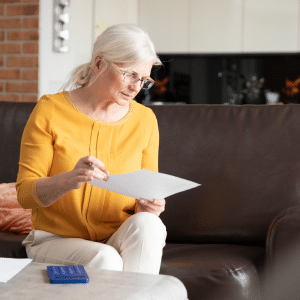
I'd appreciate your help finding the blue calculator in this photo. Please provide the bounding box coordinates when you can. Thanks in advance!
[47,265,89,284]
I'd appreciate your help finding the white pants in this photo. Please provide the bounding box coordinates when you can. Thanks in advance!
[23,212,167,275]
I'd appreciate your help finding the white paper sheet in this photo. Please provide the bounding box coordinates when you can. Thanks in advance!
[0,258,32,283]
[87,169,200,201]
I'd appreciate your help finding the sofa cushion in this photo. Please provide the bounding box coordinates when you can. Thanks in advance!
[0,182,32,234]
[160,243,264,300]
[0,232,27,258]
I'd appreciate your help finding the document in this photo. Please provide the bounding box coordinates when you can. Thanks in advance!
[0,258,32,283]
[88,169,200,201]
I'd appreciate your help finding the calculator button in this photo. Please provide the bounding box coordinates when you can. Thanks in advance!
[68,266,76,276]
[58,266,67,276]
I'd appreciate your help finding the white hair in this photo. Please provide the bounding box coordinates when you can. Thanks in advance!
[59,24,162,91]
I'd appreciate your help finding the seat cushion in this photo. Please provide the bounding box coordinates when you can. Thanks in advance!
[0,232,27,258]
[160,243,265,300]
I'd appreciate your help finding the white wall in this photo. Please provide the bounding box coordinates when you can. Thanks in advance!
[39,0,94,99]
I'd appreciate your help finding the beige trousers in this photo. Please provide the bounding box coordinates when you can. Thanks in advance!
[23,212,167,275]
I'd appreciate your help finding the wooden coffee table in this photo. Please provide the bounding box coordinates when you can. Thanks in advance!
[1,262,188,300]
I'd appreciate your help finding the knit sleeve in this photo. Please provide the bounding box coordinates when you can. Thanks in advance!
[141,109,159,172]
[16,95,54,209]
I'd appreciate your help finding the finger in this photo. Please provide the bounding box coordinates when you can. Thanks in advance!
[135,200,156,213]
[135,200,162,216]
[77,167,106,181]
[83,156,109,178]
[135,200,144,210]
[137,199,161,212]
[94,168,109,180]
[91,162,109,176]
[83,155,106,171]
[94,163,109,177]
[140,198,164,209]
[91,169,108,180]
[143,198,165,213]
[152,198,165,206]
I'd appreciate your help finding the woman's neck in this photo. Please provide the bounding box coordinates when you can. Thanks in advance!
[67,88,130,122]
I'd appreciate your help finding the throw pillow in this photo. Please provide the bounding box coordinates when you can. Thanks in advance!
[0,182,32,234]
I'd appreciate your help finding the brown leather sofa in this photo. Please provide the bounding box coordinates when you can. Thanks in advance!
[1,101,300,300]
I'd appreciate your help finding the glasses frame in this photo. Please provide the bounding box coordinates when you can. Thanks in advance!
[111,62,155,90]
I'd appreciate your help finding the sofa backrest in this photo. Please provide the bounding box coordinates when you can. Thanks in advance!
[0,101,36,183]
[150,104,300,245]
[3,101,300,245]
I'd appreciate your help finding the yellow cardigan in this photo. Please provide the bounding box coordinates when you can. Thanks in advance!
[16,91,159,242]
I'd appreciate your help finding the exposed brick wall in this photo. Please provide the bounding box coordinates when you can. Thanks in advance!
[0,0,39,102]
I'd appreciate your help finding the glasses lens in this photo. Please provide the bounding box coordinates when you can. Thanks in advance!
[124,74,139,85]
[123,73,154,89]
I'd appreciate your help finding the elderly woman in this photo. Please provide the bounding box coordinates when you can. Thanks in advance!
[16,24,166,274]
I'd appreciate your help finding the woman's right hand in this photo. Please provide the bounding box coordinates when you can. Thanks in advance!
[66,155,109,190]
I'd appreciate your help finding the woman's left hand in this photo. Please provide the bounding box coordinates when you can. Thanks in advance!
[135,198,165,217]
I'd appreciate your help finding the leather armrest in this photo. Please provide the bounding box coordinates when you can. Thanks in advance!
[263,206,300,300]
[266,205,300,269]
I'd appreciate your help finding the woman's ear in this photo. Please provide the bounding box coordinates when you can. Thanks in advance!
[96,58,101,68]
[94,54,103,69]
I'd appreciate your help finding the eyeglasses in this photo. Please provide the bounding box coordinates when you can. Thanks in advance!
[111,62,155,90]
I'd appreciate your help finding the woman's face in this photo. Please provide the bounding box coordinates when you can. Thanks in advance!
[93,58,153,107]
